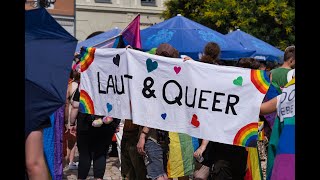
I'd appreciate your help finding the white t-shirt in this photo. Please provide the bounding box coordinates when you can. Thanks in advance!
[287,69,295,82]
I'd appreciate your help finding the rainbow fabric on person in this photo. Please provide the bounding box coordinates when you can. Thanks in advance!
[245,147,263,180]
[266,78,295,180]
[167,132,196,178]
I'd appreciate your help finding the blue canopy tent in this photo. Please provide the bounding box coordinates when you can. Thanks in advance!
[225,29,284,62]
[141,15,255,60]
[75,27,122,53]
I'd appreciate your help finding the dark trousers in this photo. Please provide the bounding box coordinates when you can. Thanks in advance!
[203,142,247,180]
[121,131,147,180]
[76,113,115,179]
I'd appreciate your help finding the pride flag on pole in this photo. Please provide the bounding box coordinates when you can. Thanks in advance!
[120,14,141,49]
[87,14,141,49]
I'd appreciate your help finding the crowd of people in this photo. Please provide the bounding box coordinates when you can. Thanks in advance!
[25,30,295,180]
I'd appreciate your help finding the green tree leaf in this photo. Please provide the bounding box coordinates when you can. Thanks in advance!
[162,0,295,50]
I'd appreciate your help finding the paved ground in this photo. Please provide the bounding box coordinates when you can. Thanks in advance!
[63,148,122,180]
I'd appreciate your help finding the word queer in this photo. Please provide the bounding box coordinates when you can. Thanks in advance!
[142,77,240,115]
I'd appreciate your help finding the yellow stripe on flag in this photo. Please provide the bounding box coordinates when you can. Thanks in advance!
[247,147,262,180]
[167,132,184,177]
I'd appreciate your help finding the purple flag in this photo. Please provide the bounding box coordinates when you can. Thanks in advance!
[121,14,141,48]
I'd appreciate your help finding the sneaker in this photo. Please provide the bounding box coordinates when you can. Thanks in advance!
[68,162,78,170]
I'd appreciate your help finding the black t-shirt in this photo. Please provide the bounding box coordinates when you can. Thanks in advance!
[72,86,80,102]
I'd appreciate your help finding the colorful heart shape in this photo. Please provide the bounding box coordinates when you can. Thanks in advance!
[107,103,113,112]
[146,58,158,73]
[113,54,120,66]
[233,76,243,86]
[174,66,181,74]
[161,113,167,120]
[191,114,200,127]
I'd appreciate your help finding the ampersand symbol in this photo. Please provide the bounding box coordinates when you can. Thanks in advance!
[142,77,156,98]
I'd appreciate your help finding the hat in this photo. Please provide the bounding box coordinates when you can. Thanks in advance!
[156,43,178,58]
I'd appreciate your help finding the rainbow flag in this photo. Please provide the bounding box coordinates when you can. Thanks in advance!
[266,79,295,180]
[167,132,195,178]
[245,147,263,180]
[266,116,295,180]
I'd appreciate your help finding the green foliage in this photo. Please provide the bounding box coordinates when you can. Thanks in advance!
[162,0,295,50]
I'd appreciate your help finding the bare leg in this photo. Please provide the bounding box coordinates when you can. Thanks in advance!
[65,145,71,165]
[69,144,76,163]
[25,130,50,180]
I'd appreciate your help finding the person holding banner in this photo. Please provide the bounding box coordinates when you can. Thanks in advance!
[137,43,183,180]
[72,32,120,180]
[260,76,295,180]
[121,119,147,180]
[190,42,249,180]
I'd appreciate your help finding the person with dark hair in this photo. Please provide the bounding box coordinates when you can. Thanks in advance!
[71,32,120,180]
[121,118,148,180]
[86,31,104,40]
[136,44,174,180]
[63,64,81,171]
[190,42,249,180]
[259,61,267,70]
[137,43,183,180]
[237,57,261,69]
[199,42,221,65]
[270,45,295,88]
[120,46,148,180]
[266,61,278,72]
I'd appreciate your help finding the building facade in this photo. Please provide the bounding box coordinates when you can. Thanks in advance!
[76,0,167,41]
[25,0,76,36]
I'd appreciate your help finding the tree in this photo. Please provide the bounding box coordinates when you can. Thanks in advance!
[162,0,295,50]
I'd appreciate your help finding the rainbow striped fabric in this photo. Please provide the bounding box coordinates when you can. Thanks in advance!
[167,132,196,178]
[267,78,295,180]
[245,147,263,180]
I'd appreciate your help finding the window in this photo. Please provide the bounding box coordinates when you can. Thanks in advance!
[95,0,111,3]
[141,0,156,6]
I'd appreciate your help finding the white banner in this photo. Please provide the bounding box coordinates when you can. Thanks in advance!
[79,47,131,119]
[80,47,270,147]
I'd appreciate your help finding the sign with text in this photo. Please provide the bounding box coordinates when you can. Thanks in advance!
[80,47,270,147]
[79,47,131,119]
